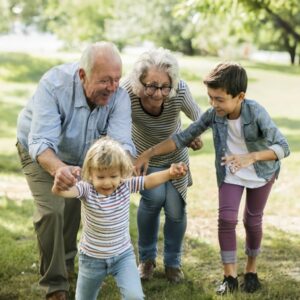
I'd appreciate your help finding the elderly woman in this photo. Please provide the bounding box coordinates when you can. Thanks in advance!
[121,48,202,283]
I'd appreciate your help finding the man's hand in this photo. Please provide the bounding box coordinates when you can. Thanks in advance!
[169,162,188,179]
[53,166,81,192]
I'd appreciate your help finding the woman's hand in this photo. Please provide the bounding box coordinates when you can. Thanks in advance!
[134,151,151,176]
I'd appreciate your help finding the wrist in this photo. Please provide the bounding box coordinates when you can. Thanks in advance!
[148,146,156,158]
[251,152,259,163]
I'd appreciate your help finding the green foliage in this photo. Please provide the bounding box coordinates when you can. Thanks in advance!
[0,52,63,82]
[0,0,11,32]
[44,0,114,45]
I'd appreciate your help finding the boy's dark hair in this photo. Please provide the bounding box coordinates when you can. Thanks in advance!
[203,62,247,97]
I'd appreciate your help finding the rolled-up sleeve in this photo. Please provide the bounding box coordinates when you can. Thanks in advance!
[172,112,209,149]
[107,88,137,157]
[258,105,290,159]
[28,79,61,160]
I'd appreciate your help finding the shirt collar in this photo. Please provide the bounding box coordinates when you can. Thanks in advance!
[74,70,89,108]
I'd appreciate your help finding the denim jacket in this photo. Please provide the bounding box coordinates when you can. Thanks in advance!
[173,99,290,187]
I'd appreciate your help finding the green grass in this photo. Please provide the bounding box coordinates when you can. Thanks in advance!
[0,51,300,299]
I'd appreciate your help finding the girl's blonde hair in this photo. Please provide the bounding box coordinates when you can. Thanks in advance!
[81,136,133,182]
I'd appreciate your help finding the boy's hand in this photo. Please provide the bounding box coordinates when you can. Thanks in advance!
[188,136,203,151]
[221,154,255,174]
[169,162,188,179]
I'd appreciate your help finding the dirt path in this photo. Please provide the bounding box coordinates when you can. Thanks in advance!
[1,177,299,235]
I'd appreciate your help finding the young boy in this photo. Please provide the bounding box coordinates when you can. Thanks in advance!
[134,62,290,294]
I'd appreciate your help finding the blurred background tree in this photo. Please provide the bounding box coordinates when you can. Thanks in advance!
[1,0,299,64]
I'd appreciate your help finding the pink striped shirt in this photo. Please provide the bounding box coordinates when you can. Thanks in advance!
[76,176,144,259]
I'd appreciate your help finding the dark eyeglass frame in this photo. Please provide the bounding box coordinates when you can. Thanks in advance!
[142,83,172,96]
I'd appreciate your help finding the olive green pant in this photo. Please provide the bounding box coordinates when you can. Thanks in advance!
[16,142,81,295]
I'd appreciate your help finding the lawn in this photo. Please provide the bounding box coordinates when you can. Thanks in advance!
[0,51,299,299]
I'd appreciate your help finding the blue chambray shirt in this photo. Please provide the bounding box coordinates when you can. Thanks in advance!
[172,99,290,186]
[17,62,136,166]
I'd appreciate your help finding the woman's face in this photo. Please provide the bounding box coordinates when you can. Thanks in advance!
[140,67,171,110]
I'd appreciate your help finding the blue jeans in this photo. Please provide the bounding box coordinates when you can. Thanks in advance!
[138,167,187,268]
[76,247,144,300]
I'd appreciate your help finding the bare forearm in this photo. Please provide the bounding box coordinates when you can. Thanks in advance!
[52,185,79,198]
[144,169,171,189]
[146,138,177,159]
[37,148,67,176]
[251,149,278,162]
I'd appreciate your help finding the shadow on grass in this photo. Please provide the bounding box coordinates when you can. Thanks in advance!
[0,152,22,174]
[0,52,63,83]
[0,102,23,137]
[244,61,300,76]
[273,117,300,129]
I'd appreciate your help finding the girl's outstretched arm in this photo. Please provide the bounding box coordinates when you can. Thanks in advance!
[134,138,177,176]
[144,162,188,189]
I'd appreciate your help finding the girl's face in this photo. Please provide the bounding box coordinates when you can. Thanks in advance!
[207,87,244,120]
[90,167,122,196]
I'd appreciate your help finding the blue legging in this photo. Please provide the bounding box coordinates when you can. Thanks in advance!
[137,167,187,268]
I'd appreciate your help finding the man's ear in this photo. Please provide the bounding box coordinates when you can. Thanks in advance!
[78,68,86,82]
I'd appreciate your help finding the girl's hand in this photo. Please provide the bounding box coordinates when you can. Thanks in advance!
[169,162,188,179]
[221,154,255,174]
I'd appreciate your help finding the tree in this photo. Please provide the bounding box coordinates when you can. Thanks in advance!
[239,0,300,65]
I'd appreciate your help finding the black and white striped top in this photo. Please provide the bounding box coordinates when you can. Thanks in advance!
[122,78,202,201]
[76,176,144,259]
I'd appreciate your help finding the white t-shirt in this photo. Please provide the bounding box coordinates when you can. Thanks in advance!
[224,117,266,188]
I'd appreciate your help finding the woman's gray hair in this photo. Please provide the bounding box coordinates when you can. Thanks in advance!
[129,48,180,98]
[79,41,121,78]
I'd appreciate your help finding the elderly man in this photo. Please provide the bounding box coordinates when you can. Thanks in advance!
[16,41,136,300]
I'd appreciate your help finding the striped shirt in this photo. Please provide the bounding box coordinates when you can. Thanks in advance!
[122,78,202,201]
[76,176,144,259]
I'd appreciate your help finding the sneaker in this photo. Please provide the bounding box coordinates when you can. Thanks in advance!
[138,260,156,280]
[216,275,238,295]
[242,272,261,293]
[165,266,184,284]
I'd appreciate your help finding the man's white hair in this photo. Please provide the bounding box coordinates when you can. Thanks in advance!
[79,41,121,77]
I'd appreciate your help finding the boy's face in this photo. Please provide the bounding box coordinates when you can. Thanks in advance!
[90,167,122,196]
[207,87,245,120]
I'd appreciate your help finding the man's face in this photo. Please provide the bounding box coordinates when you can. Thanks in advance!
[80,55,122,107]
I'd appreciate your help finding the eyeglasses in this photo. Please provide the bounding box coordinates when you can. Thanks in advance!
[142,83,172,96]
